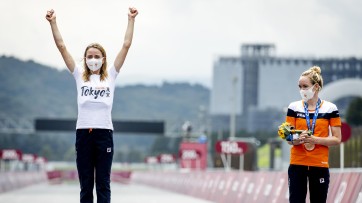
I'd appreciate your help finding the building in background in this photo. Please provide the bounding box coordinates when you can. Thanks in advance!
[210,43,362,133]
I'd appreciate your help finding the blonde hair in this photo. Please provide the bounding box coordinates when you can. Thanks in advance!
[301,66,323,91]
[82,43,108,82]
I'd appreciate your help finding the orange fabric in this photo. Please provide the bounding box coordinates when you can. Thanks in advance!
[286,100,341,168]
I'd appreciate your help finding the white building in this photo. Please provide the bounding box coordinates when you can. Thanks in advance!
[211,44,362,133]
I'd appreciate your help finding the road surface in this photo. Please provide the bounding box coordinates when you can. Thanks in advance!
[0,182,213,203]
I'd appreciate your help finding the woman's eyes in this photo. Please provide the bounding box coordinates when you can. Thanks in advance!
[86,55,102,59]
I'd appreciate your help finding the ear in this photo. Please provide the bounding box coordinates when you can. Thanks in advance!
[314,84,320,91]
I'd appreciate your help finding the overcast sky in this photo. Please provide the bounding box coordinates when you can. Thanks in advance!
[1,0,361,87]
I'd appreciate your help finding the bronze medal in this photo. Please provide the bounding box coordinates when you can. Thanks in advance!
[304,143,315,151]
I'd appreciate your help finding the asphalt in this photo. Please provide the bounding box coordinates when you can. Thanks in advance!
[0,182,213,203]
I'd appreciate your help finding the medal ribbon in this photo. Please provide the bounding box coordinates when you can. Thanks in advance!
[304,98,321,135]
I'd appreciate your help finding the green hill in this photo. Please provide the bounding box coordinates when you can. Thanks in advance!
[0,55,210,161]
[0,55,210,131]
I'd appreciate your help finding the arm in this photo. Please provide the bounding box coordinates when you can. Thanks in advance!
[114,7,138,72]
[46,9,75,73]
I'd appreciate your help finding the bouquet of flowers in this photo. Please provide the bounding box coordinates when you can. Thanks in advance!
[278,122,311,141]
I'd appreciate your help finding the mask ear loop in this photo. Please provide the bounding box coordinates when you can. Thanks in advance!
[309,83,316,90]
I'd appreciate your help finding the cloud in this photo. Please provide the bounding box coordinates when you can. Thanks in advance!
[0,0,361,87]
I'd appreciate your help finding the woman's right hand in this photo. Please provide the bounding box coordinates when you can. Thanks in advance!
[46,9,56,22]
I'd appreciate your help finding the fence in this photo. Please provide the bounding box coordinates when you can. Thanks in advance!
[132,170,362,203]
[330,126,362,168]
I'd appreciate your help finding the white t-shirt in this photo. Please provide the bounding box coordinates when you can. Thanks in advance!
[72,65,118,130]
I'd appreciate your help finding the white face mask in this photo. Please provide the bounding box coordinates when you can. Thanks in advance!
[86,58,103,72]
[300,84,316,101]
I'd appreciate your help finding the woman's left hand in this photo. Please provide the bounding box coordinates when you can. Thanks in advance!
[301,134,317,144]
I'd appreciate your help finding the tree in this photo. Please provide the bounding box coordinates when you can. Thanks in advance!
[345,97,362,126]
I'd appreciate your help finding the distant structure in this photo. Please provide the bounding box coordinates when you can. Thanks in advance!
[210,43,362,133]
